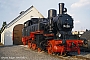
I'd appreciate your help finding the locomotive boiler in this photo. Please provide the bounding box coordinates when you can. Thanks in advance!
[22,3,84,55]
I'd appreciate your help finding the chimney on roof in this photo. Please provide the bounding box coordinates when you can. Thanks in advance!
[20,11,25,14]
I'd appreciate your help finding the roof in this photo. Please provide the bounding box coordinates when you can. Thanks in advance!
[6,6,44,28]
[80,30,90,40]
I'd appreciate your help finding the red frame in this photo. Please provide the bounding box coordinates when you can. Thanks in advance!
[22,31,83,55]
[47,39,83,55]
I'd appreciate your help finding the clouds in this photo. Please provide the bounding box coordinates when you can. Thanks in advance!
[71,0,90,8]
[70,0,90,30]
[74,20,81,24]
[0,0,89,30]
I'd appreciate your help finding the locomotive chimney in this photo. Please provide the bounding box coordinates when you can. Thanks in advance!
[59,3,67,15]
[48,9,57,18]
[48,9,57,33]
[59,3,64,14]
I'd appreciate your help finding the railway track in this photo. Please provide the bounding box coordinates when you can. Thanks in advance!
[23,45,90,60]
[50,52,90,60]
[71,55,90,60]
[36,50,90,60]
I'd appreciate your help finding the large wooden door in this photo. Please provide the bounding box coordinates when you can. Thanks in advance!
[13,24,24,45]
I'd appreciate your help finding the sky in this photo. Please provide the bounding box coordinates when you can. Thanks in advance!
[0,0,90,31]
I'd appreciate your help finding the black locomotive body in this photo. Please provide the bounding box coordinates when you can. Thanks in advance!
[22,3,84,55]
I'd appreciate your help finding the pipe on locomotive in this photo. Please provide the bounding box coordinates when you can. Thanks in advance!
[59,3,67,14]
[47,3,67,33]
[48,9,57,33]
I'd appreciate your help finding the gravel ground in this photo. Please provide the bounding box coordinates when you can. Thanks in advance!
[77,52,90,58]
[0,45,90,60]
[0,45,61,60]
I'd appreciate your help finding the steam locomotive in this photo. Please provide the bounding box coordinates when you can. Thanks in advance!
[22,3,84,55]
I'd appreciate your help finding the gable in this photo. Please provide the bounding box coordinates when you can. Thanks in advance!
[1,6,44,45]
[6,6,44,28]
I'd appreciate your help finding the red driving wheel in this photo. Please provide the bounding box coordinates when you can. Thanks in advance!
[38,48,41,52]
[28,40,31,48]
[32,43,36,50]
[48,44,53,54]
